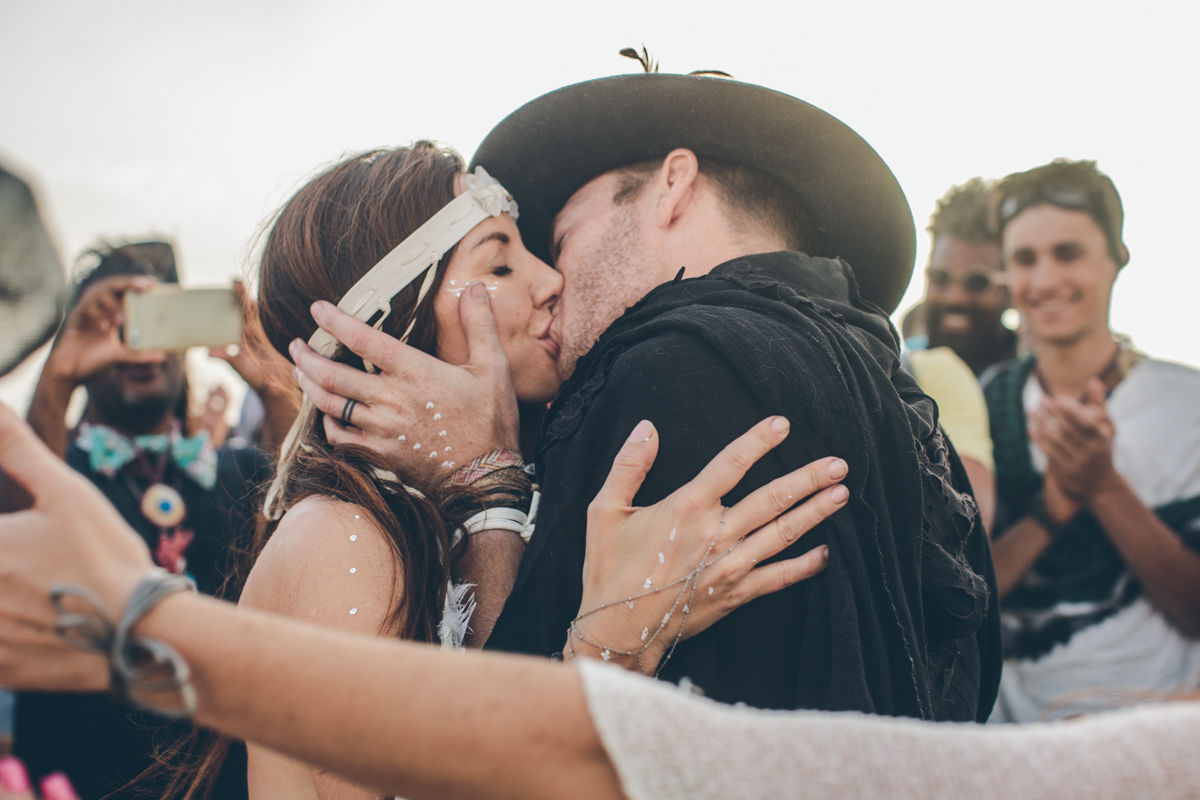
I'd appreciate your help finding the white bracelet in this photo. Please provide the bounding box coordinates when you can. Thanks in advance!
[456,490,540,545]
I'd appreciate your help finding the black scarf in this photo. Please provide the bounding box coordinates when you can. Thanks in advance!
[488,251,1001,722]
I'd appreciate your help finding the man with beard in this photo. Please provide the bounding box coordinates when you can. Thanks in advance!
[0,241,289,799]
[902,179,1014,531]
[918,178,1019,377]
[473,89,1000,721]
[294,73,1001,723]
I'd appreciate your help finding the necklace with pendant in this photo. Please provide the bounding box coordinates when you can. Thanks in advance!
[125,444,194,575]
[131,446,187,527]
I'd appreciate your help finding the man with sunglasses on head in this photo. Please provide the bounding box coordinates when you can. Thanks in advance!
[984,159,1200,723]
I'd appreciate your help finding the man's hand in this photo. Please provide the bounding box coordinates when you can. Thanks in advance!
[207,280,300,452]
[290,282,520,479]
[208,281,292,396]
[42,275,160,389]
[1029,380,1118,506]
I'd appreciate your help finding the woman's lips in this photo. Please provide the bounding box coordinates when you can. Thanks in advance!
[538,318,560,360]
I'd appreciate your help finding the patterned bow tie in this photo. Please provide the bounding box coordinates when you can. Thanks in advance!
[75,421,218,489]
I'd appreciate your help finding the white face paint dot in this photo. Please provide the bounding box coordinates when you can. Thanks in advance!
[444,446,452,453]
[438,430,447,437]
[428,451,437,458]
[449,280,457,286]
[447,461,455,468]
[707,586,714,595]
[350,535,357,542]
[662,613,671,625]
[643,576,653,589]
[641,627,649,641]
[397,434,406,442]
[350,568,357,574]
[669,528,676,541]
[349,608,358,615]
[354,515,360,520]
[425,401,435,410]
[626,600,635,610]
[600,648,611,661]
[433,413,442,421]
[657,552,665,564]
[683,604,690,613]
[413,442,421,450]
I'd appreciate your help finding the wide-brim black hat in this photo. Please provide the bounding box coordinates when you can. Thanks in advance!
[470,74,915,313]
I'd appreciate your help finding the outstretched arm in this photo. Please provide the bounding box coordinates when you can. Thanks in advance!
[0,403,840,798]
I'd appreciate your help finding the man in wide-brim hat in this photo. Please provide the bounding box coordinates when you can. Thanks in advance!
[301,71,1002,722]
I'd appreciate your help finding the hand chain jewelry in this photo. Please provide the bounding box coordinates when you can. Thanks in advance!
[50,568,198,717]
[566,508,736,676]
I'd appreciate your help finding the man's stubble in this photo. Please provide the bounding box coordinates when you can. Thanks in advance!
[556,202,660,380]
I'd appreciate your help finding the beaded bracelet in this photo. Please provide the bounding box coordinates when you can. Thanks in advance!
[51,568,198,717]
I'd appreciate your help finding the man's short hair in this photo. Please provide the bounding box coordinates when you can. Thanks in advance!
[611,157,817,254]
[71,240,178,309]
[928,178,997,246]
[993,159,1128,267]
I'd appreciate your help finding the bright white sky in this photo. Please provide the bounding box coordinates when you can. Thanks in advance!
[2,0,1197,408]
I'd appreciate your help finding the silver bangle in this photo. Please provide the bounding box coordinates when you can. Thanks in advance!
[51,567,197,717]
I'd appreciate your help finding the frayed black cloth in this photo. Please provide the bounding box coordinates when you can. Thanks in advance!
[487,251,1001,722]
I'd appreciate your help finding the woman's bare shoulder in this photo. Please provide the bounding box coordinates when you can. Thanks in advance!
[239,495,402,636]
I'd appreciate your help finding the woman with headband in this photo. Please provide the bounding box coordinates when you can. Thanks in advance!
[144,142,840,798]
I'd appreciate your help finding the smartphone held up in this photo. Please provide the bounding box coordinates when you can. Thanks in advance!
[123,287,242,352]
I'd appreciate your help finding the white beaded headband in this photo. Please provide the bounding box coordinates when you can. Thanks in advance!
[265,166,518,520]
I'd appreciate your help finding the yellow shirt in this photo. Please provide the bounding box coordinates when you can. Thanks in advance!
[907,347,994,472]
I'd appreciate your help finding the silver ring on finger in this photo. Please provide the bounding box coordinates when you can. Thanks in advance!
[341,397,358,428]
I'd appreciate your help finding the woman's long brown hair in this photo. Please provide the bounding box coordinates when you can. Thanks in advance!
[149,142,472,800]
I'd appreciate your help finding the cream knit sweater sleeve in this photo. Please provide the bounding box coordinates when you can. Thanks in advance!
[578,661,1200,800]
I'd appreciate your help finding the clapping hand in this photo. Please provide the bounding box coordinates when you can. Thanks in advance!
[1029,379,1118,508]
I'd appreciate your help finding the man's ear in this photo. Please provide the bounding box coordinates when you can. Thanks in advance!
[653,149,701,229]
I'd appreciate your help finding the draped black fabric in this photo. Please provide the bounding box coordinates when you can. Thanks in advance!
[487,251,1002,722]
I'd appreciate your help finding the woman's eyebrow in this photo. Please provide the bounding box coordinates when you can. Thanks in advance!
[471,231,510,251]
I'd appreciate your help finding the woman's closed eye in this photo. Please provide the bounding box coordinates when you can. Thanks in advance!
[491,265,513,278]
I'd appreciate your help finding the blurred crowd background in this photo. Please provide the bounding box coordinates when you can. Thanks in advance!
[1,0,1197,778]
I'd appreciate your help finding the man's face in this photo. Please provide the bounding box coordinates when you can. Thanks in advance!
[925,235,1008,357]
[548,172,664,379]
[1003,204,1118,348]
[85,350,187,434]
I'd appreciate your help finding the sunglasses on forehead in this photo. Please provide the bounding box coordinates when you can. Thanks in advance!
[998,185,1107,227]
[926,269,1005,295]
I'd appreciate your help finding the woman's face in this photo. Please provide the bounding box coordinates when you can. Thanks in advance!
[433,211,564,404]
